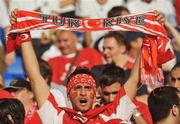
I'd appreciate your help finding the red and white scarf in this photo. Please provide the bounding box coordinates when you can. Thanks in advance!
[7,10,174,89]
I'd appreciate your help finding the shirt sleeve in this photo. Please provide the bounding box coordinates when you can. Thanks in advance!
[37,93,65,124]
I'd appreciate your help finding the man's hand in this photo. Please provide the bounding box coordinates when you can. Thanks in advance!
[154,10,166,25]
[10,8,18,24]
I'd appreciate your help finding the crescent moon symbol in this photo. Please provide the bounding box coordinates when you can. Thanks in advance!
[21,34,29,40]
[84,20,93,29]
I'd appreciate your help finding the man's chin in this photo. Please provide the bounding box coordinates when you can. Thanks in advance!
[77,106,90,113]
[106,59,112,64]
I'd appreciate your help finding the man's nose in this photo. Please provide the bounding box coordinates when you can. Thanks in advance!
[109,94,114,102]
[80,88,86,96]
[103,48,109,55]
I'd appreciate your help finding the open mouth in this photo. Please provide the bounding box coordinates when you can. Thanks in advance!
[80,98,87,105]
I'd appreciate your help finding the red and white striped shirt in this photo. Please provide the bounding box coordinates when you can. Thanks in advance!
[37,86,136,124]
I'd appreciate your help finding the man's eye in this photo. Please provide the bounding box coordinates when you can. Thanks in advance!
[74,86,81,90]
[103,92,110,96]
[178,78,180,81]
[171,78,176,82]
[112,91,118,95]
[85,86,91,90]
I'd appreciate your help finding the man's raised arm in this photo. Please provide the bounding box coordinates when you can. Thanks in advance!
[21,41,50,107]
[124,51,141,100]
[9,9,50,107]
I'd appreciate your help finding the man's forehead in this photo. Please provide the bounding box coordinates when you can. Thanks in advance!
[74,83,92,87]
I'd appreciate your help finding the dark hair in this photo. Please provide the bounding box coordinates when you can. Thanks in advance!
[108,6,130,17]
[148,86,179,123]
[104,31,126,46]
[0,98,25,124]
[171,62,180,71]
[99,64,125,87]
[38,59,52,86]
[66,67,96,85]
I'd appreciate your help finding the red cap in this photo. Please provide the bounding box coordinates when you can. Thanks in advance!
[0,89,14,98]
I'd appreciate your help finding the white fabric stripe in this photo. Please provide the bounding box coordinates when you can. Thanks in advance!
[99,95,136,123]
[145,19,161,26]
[137,25,167,37]
[121,23,166,37]
[37,100,65,124]
[119,24,154,35]
[9,23,47,33]
[17,16,42,22]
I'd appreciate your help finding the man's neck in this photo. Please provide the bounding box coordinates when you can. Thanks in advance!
[24,100,34,113]
[155,117,176,124]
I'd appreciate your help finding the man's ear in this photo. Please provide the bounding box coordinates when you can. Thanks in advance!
[172,105,179,116]
[119,45,126,54]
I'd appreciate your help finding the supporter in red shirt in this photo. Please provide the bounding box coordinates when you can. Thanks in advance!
[48,30,103,85]
[20,37,140,123]
[99,64,152,124]
[103,31,134,70]
[0,89,14,98]
[4,78,42,124]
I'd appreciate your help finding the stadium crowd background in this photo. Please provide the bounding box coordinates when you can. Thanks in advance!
[0,0,180,124]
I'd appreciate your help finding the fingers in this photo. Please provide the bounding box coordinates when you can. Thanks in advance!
[154,10,166,24]
[10,8,18,24]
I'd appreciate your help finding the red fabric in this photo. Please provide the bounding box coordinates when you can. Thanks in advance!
[176,0,180,26]
[124,58,134,70]
[48,48,103,84]
[67,74,96,94]
[133,99,153,124]
[104,119,125,124]
[7,9,174,89]
[6,32,32,53]
[141,35,174,89]
[25,103,42,124]
[39,86,133,123]
[0,89,14,98]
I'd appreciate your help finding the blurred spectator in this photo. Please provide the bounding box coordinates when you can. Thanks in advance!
[48,30,103,85]
[33,31,53,58]
[103,31,133,70]
[169,62,180,90]
[38,0,76,17]
[126,0,177,26]
[75,0,124,47]
[99,64,152,124]
[165,20,180,63]
[4,78,42,124]
[0,74,4,88]
[0,89,14,98]
[99,64,125,104]
[148,86,180,124]
[9,0,40,12]
[38,59,52,86]
[0,98,25,124]
[0,0,10,33]
[125,31,144,62]
[94,6,130,52]
[41,43,61,61]
[41,30,62,61]
[175,0,180,26]
[108,5,130,17]
[38,59,72,108]
[0,45,6,74]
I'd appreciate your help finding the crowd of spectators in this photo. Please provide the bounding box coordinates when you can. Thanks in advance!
[0,0,180,124]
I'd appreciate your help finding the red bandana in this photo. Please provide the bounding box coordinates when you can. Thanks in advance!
[67,74,96,94]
